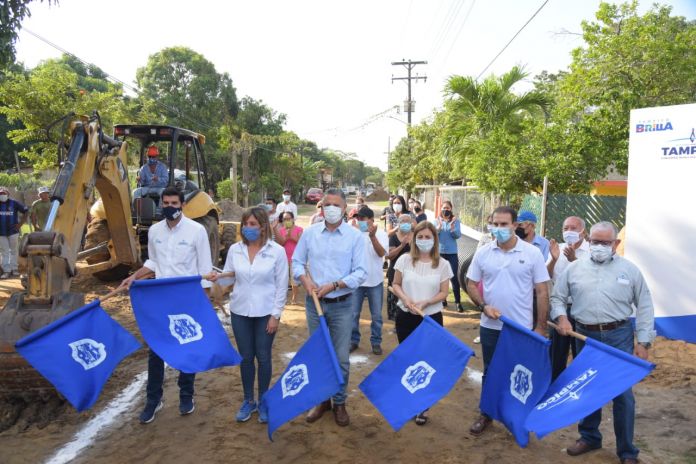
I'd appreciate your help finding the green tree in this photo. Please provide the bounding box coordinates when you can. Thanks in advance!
[0,0,56,68]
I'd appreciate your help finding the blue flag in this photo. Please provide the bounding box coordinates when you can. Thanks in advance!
[359,316,474,431]
[262,316,343,439]
[525,337,655,439]
[129,276,241,373]
[15,300,140,411]
[479,316,551,447]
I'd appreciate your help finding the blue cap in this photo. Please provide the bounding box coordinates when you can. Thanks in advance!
[518,211,537,223]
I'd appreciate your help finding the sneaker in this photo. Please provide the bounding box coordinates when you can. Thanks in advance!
[349,343,359,353]
[0,273,9,279]
[139,401,163,424]
[473,336,481,344]
[258,402,268,424]
[179,397,195,415]
[236,399,257,422]
[457,303,465,313]
[372,345,383,355]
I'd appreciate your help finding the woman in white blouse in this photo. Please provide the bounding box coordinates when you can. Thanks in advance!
[209,206,288,424]
[391,220,453,426]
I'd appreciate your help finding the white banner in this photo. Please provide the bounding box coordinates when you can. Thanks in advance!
[626,103,696,342]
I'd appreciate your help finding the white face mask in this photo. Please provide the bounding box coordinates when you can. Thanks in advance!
[323,205,343,224]
[393,203,403,213]
[589,244,613,263]
[282,194,291,202]
[416,238,434,252]
[563,231,581,245]
[0,194,7,202]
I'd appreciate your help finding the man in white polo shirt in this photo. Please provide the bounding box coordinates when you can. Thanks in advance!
[465,206,550,436]
[546,215,590,380]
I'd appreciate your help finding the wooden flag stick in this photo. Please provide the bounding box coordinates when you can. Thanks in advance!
[202,271,235,281]
[547,320,588,342]
[311,291,325,317]
[99,285,128,303]
[387,286,425,317]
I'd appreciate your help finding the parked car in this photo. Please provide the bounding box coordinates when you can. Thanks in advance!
[305,187,323,203]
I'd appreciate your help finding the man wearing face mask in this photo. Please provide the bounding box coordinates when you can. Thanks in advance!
[465,206,550,437]
[292,188,367,427]
[380,194,395,231]
[0,186,28,279]
[546,216,590,380]
[119,187,213,424]
[551,222,654,464]
[515,210,550,260]
[137,146,169,188]
[350,206,388,355]
[275,188,298,221]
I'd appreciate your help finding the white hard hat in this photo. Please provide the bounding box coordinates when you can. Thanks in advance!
[38,186,50,194]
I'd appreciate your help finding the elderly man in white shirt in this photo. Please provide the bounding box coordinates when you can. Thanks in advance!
[121,187,213,425]
[546,216,590,380]
[275,188,298,220]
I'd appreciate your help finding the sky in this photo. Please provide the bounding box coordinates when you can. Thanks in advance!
[14,0,696,171]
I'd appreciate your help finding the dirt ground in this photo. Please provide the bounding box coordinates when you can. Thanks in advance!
[0,204,695,464]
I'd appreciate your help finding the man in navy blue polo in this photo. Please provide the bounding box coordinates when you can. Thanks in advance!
[0,186,28,278]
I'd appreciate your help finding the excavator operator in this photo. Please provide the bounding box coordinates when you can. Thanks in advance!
[137,146,169,188]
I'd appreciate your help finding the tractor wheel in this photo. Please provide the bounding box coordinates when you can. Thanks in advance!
[83,218,131,281]
[195,215,220,266]
[219,222,238,263]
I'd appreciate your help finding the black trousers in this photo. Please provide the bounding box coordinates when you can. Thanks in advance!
[395,310,443,343]
[550,308,577,381]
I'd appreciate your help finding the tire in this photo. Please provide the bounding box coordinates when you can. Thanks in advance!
[219,222,237,263]
[83,218,132,281]
[458,255,473,290]
[195,215,220,266]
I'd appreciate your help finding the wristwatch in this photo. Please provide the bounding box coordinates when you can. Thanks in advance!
[638,342,652,349]
[476,303,486,312]
[333,281,339,291]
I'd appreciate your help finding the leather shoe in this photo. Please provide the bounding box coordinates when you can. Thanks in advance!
[333,403,350,426]
[306,400,332,423]
[349,343,359,353]
[620,459,638,464]
[469,414,492,436]
[566,440,602,456]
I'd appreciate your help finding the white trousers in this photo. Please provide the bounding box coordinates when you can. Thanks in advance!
[0,234,19,273]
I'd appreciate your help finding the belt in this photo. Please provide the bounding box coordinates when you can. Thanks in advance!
[320,293,352,304]
[576,319,628,332]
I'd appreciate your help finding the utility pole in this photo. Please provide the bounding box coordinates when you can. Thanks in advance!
[241,134,253,208]
[230,144,238,204]
[391,59,428,127]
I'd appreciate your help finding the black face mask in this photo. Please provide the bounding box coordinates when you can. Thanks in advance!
[442,209,452,218]
[515,226,527,239]
[414,207,422,213]
[163,206,182,221]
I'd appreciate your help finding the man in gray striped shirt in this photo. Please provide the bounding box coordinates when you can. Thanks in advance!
[551,221,655,464]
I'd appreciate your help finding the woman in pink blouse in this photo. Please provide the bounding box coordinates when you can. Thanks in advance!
[275,211,304,304]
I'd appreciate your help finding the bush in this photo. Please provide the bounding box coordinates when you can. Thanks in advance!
[0,172,46,191]
[216,179,233,200]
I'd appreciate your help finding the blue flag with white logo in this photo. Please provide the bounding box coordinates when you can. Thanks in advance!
[129,276,241,373]
[15,300,140,411]
[262,316,343,440]
[525,337,655,439]
[359,316,474,431]
[479,316,551,447]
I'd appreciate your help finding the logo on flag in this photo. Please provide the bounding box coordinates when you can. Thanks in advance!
[510,364,533,404]
[535,368,598,411]
[168,314,203,344]
[69,339,107,370]
[401,361,436,394]
[281,364,309,398]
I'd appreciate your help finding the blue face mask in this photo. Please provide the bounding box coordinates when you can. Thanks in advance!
[358,220,369,232]
[491,226,513,243]
[148,158,158,166]
[399,223,412,233]
[242,226,261,242]
[264,204,273,212]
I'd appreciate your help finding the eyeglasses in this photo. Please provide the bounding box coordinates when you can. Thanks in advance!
[589,239,615,246]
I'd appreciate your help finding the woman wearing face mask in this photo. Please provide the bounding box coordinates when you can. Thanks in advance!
[209,206,288,424]
[275,211,304,305]
[386,195,412,237]
[412,200,427,223]
[391,220,453,426]
[436,200,464,312]
[386,215,414,320]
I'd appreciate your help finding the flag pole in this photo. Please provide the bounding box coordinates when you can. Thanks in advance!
[311,292,325,317]
[99,285,128,303]
[547,321,587,342]
[387,286,425,317]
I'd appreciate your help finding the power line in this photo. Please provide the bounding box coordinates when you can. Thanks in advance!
[440,0,477,65]
[475,0,550,80]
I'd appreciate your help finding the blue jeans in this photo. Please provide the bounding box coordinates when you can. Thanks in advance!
[146,349,195,405]
[479,326,501,418]
[441,253,461,304]
[351,283,384,347]
[306,293,353,405]
[231,314,276,401]
[575,322,639,461]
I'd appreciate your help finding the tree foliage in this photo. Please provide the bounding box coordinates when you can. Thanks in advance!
[0,0,56,68]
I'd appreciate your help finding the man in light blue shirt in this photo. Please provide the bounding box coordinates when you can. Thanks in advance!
[292,188,367,427]
[138,146,169,188]
[516,210,550,260]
